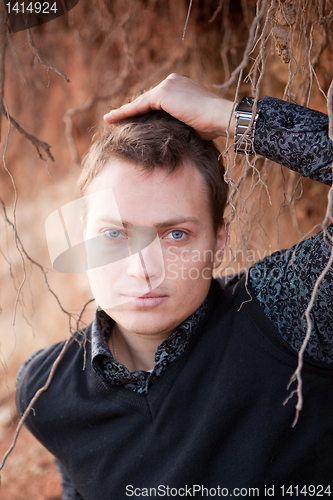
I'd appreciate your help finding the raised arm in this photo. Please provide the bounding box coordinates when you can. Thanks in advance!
[254,96,333,185]
[105,74,333,184]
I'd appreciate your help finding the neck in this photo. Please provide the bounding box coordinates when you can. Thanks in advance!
[108,323,169,372]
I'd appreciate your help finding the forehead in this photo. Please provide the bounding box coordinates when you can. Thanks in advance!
[86,158,211,226]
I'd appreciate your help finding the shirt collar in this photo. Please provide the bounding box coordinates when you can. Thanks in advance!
[91,281,214,392]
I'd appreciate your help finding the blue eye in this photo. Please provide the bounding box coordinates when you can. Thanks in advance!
[104,229,126,239]
[168,230,186,240]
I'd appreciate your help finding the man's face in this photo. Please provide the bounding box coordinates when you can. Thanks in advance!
[84,158,227,338]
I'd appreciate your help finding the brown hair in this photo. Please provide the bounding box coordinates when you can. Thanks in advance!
[79,111,228,234]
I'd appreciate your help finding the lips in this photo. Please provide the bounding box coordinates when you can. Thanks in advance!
[124,291,168,308]
[137,292,165,298]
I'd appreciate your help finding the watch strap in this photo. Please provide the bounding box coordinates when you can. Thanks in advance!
[234,97,260,155]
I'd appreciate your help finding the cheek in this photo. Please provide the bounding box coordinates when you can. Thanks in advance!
[86,258,151,310]
[164,247,214,283]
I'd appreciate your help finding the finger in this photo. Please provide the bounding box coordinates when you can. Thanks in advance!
[104,93,159,123]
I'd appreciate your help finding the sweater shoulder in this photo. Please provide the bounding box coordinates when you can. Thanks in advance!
[15,327,92,419]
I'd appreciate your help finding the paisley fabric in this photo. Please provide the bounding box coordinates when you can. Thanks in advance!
[251,96,333,363]
[254,96,333,185]
[250,226,333,362]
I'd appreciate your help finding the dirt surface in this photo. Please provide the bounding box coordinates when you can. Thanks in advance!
[0,424,62,500]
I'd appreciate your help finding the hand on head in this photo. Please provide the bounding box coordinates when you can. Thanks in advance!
[103,73,235,140]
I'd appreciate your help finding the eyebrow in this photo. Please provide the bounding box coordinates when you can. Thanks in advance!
[95,216,200,229]
[153,217,200,229]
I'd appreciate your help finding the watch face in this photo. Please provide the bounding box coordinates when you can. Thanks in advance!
[236,97,254,113]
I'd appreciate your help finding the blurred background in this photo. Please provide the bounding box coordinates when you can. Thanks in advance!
[0,0,332,498]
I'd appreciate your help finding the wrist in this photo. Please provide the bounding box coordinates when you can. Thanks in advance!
[212,98,235,138]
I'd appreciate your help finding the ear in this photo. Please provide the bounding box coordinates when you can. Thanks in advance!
[213,218,229,269]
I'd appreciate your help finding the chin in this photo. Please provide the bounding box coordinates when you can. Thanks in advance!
[105,307,181,337]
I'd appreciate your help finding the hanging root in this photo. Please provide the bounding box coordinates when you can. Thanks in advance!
[283,181,333,427]
[272,26,292,63]
[0,336,73,474]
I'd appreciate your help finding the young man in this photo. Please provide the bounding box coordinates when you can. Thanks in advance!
[16,74,333,499]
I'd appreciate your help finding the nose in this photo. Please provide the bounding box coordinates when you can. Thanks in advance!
[126,238,165,288]
[126,250,150,279]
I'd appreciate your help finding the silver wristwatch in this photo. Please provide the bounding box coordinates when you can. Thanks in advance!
[234,97,260,155]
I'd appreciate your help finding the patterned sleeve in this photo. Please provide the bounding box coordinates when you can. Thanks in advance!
[250,97,333,363]
[254,96,333,185]
[250,226,333,363]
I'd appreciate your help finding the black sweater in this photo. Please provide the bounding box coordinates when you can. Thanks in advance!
[16,277,333,499]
